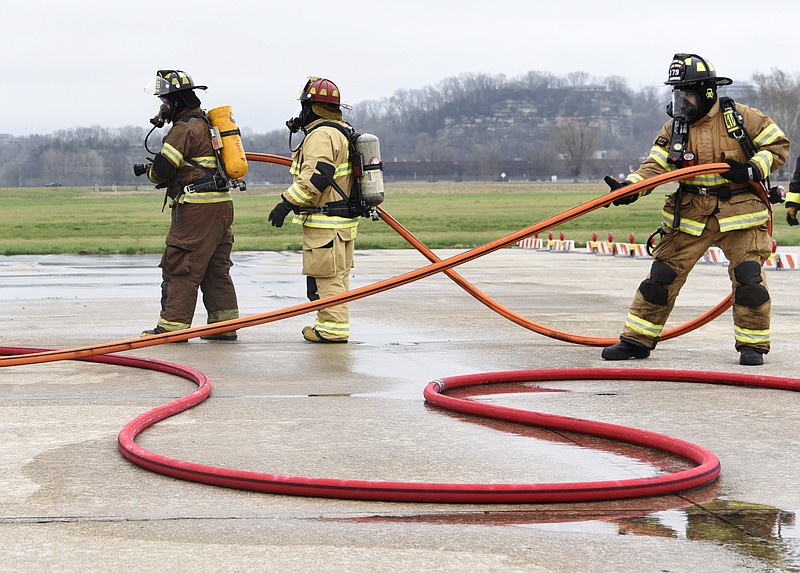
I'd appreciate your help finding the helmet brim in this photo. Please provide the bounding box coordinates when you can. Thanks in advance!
[665,76,732,87]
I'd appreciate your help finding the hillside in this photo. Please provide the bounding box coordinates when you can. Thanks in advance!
[2,70,797,187]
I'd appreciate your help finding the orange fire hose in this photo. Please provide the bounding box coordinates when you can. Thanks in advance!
[0,161,733,367]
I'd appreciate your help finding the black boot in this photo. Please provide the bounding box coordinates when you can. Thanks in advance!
[601,339,651,360]
[738,347,765,366]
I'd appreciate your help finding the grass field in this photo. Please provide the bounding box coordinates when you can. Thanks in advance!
[1,181,798,255]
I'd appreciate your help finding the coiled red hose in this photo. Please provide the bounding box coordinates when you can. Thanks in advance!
[117,366,797,503]
[6,345,798,502]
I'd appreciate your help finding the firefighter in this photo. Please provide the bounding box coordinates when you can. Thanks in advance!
[140,70,240,341]
[601,54,790,366]
[268,77,357,343]
[787,154,800,226]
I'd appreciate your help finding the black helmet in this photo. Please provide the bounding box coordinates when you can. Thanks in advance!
[147,70,207,97]
[665,54,732,87]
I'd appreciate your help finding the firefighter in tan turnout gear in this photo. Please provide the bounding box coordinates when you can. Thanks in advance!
[602,54,790,366]
[268,77,357,343]
[138,70,240,341]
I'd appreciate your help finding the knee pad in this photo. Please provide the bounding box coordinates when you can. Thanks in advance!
[638,261,677,305]
[733,261,770,307]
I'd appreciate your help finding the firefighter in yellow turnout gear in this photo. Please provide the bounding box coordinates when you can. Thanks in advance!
[602,54,790,366]
[269,78,357,343]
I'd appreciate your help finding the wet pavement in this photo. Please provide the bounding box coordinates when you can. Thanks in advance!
[1,248,800,572]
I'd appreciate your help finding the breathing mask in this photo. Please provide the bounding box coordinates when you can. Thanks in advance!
[670,82,717,123]
[150,97,172,128]
[286,100,314,134]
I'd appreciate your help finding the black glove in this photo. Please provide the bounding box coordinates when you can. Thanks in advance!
[720,159,762,184]
[268,198,295,228]
[604,176,637,206]
[786,201,799,226]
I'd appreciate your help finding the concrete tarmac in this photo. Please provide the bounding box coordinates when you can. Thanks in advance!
[1,248,799,572]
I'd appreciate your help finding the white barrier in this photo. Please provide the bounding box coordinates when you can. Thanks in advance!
[515,238,798,270]
[704,247,729,265]
[777,253,798,270]
[516,237,544,250]
[546,239,576,252]
[587,241,614,256]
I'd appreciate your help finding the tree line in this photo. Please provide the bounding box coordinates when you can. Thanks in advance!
[1,69,798,188]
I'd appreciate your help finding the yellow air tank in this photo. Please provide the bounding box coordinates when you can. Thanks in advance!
[207,105,248,179]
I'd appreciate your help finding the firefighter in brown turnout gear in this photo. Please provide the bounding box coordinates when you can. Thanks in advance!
[268,77,356,343]
[787,154,800,226]
[601,54,789,366]
[138,70,240,341]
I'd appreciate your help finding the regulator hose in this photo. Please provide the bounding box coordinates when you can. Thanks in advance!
[0,162,732,366]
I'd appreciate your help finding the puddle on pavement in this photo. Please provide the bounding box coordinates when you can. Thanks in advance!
[353,377,697,480]
[322,372,800,570]
[325,501,799,571]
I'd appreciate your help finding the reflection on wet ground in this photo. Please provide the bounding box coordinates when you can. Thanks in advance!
[335,377,800,571]
[326,501,800,571]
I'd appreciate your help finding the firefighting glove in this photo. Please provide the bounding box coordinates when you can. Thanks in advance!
[604,176,637,206]
[721,159,762,184]
[268,198,296,228]
[786,202,799,226]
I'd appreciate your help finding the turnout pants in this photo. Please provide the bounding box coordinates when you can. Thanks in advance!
[621,216,772,352]
[156,201,239,331]
[302,226,355,341]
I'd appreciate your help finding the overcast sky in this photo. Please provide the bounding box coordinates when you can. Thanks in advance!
[3,0,797,137]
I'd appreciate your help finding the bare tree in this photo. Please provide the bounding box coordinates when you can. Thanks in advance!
[566,71,590,87]
[554,118,598,180]
[751,69,800,169]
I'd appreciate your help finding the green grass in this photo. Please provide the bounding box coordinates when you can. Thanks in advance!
[1,182,798,255]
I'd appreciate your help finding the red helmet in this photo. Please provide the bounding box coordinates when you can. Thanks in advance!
[303,78,343,106]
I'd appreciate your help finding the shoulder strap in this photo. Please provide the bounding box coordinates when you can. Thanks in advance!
[179,111,210,125]
[720,97,758,158]
[176,111,229,180]
[720,97,774,212]
[307,120,359,143]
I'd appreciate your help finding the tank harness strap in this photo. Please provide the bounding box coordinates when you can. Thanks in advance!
[666,119,690,229]
[720,97,758,158]
[300,121,363,219]
[667,119,690,165]
[719,97,772,211]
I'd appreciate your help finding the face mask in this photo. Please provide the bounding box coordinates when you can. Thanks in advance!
[671,88,700,123]
[150,97,171,128]
[285,101,312,133]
